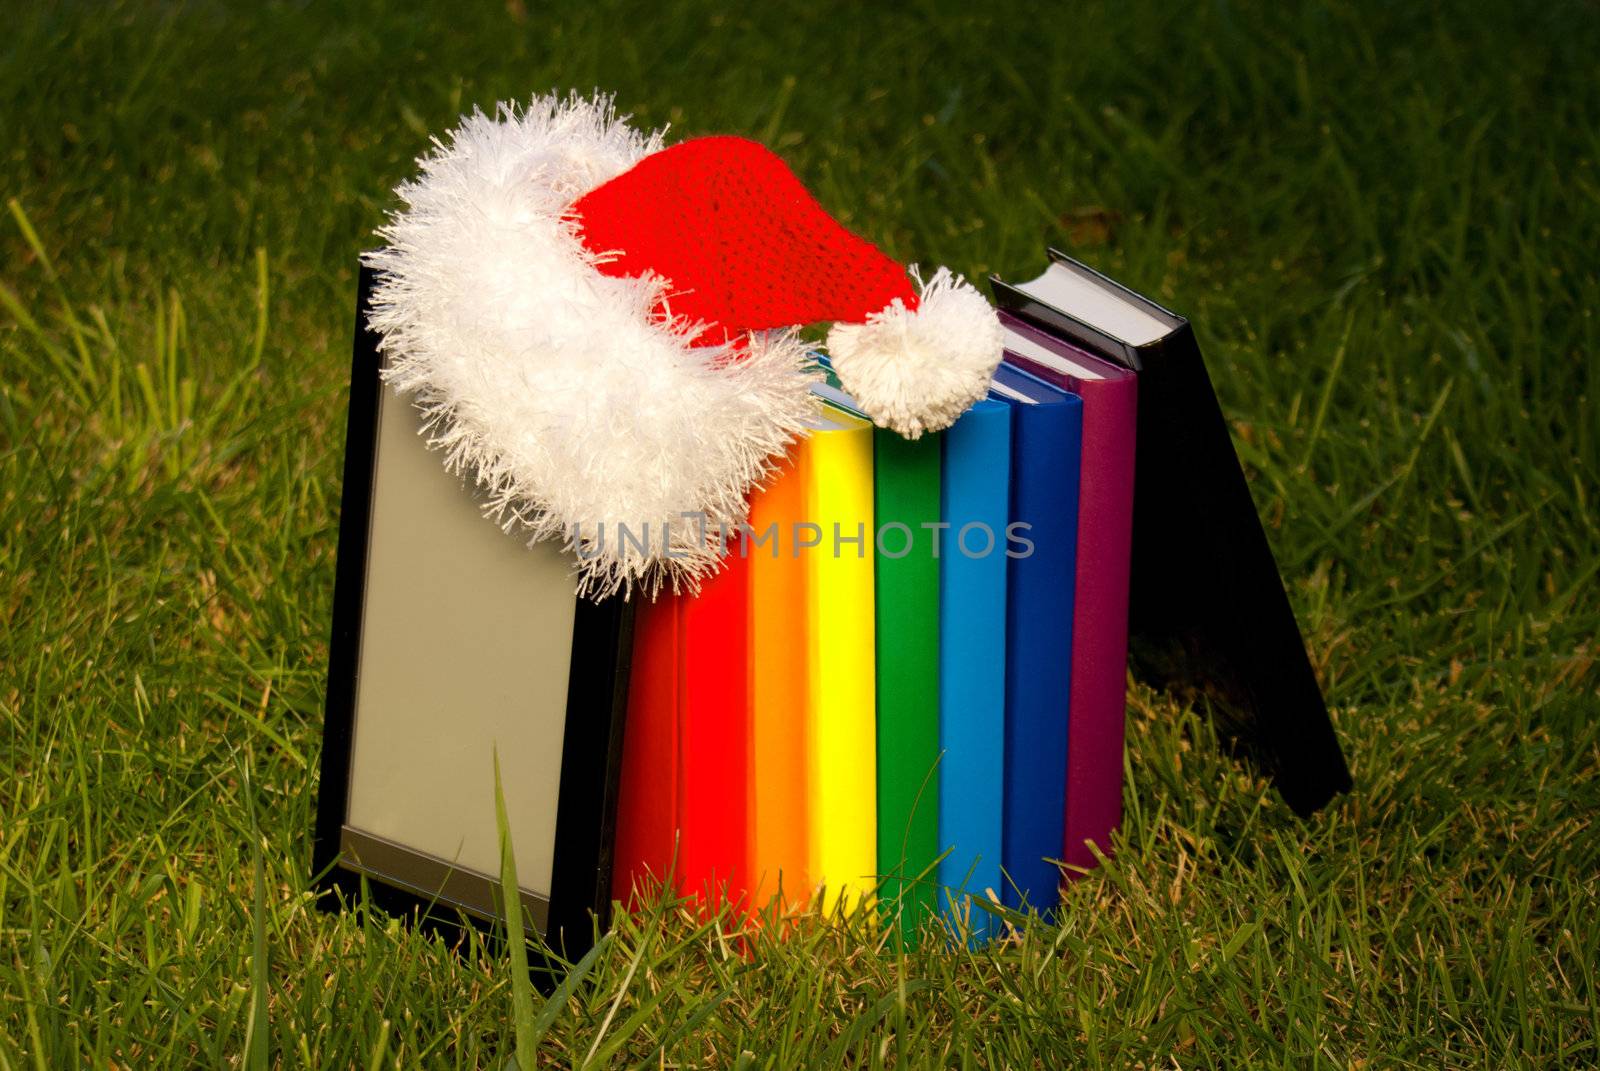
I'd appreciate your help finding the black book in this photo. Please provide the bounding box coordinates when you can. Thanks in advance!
[990,250,1351,816]
[314,264,634,965]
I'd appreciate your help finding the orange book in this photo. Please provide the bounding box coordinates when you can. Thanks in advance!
[746,450,811,912]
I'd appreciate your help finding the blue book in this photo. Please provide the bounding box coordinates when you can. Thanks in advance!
[990,363,1083,916]
[937,399,1012,941]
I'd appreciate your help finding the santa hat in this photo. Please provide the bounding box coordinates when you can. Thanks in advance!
[365,93,1002,597]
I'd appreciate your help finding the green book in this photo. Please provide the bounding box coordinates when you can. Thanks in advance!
[873,427,942,941]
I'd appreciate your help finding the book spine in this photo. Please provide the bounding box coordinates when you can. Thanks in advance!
[1000,395,1080,912]
[611,595,680,905]
[873,428,943,938]
[937,401,1011,940]
[678,553,752,913]
[1061,374,1137,873]
[747,448,811,911]
[806,423,877,914]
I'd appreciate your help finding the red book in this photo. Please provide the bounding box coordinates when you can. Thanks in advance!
[676,553,751,910]
[611,594,680,906]
[612,554,750,912]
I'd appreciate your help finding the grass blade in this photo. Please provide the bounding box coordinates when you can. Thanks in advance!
[241,758,270,1071]
[250,247,270,368]
[494,749,537,1071]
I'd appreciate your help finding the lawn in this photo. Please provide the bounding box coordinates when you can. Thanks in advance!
[2,1,1597,1066]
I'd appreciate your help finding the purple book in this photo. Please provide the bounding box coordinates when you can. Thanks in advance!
[999,311,1137,876]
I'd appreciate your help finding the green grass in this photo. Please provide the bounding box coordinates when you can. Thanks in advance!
[2,0,1597,1065]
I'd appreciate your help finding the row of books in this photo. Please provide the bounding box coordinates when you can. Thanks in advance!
[610,251,1355,938]
[611,256,1157,937]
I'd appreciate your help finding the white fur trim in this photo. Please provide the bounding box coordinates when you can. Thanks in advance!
[824,266,1003,438]
[365,93,818,598]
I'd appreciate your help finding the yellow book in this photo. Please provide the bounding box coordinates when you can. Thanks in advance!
[804,406,876,913]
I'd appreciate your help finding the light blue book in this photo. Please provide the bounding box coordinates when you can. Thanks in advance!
[937,398,1012,942]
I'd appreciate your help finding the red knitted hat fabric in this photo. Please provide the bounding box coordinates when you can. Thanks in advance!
[571,136,919,347]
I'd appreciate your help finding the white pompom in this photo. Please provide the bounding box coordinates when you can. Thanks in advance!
[824,266,1004,439]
